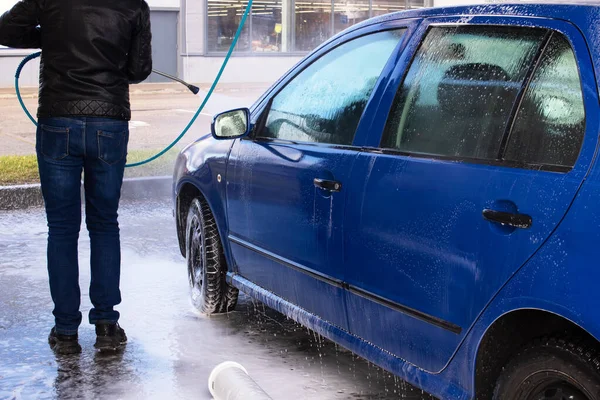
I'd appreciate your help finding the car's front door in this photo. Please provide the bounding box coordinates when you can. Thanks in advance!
[226,27,407,329]
[342,17,599,372]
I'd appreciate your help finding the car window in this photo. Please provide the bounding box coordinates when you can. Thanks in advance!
[259,29,405,146]
[504,33,585,168]
[380,26,546,160]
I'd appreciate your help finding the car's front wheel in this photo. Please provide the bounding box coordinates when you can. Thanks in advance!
[494,337,600,400]
[185,198,238,314]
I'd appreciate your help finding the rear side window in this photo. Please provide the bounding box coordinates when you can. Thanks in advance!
[381,26,546,159]
[259,30,405,146]
[504,33,585,168]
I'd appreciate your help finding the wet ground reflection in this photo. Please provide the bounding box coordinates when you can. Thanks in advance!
[0,201,434,399]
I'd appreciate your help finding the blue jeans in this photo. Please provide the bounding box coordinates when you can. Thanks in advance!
[36,117,129,335]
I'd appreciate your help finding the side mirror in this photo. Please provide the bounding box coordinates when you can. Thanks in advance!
[211,108,251,140]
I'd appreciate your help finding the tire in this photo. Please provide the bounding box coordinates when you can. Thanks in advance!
[493,337,600,400]
[185,198,239,315]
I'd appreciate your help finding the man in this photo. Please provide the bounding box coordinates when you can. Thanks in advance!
[0,0,152,354]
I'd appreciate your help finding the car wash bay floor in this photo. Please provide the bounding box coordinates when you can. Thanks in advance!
[0,200,436,400]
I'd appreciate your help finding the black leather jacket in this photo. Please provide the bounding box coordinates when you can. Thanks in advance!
[0,0,152,121]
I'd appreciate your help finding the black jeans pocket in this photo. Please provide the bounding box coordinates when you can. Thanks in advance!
[40,125,69,160]
[97,129,128,165]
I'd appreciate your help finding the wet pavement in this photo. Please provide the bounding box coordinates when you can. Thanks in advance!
[0,200,435,399]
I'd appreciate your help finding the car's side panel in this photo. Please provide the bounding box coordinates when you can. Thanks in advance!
[229,241,349,330]
[340,15,599,373]
[485,177,600,346]
[224,21,422,332]
[443,175,600,397]
[230,170,600,400]
[226,169,600,400]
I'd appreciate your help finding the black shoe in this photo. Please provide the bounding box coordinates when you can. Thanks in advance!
[48,327,82,355]
[94,322,127,352]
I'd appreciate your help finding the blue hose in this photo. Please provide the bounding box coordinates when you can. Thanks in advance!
[15,52,40,126]
[15,0,253,168]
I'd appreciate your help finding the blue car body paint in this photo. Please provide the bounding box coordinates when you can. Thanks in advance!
[174,4,600,398]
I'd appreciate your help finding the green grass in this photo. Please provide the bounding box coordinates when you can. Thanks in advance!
[0,155,40,185]
[0,149,179,186]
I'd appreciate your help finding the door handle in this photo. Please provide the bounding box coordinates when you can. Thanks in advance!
[314,178,342,192]
[482,209,532,229]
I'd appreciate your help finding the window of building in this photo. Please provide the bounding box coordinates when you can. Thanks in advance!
[334,0,370,35]
[251,0,284,52]
[205,0,424,54]
[207,0,251,52]
[295,1,331,52]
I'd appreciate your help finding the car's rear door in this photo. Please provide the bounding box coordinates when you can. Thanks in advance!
[225,23,414,330]
[341,16,599,372]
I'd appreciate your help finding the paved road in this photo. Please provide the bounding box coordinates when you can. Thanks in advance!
[0,200,435,400]
[0,83,267,156]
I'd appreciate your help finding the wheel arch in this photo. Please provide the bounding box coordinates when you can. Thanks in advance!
[176,181,200,257]
[474,308,600,399]
[175,180,233,270]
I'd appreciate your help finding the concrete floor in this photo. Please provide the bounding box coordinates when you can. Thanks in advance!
[0,200,435,400]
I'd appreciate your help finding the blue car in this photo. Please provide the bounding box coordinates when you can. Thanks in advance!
[173,4,600,399]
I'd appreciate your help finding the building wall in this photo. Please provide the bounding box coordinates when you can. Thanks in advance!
[433,0,486,5]
[182,0,205,54]
[182,55,303,84]
[0,49,40,87]
[149,0,179,8]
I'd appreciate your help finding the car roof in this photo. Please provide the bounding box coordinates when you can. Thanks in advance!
[351,3,600,31]
[386,2,598,20]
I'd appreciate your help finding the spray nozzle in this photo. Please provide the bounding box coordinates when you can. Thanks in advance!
[152,69,200,95]
[187,84,200,95]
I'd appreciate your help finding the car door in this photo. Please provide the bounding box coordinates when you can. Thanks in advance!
[226,26,409,330]
[342,17,599,373]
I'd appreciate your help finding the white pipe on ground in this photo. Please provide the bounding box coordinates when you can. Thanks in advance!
[208,361,273,400]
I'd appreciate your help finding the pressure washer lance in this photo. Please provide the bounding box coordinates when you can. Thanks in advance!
[208,362,273,400]
[151,69,200,95]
